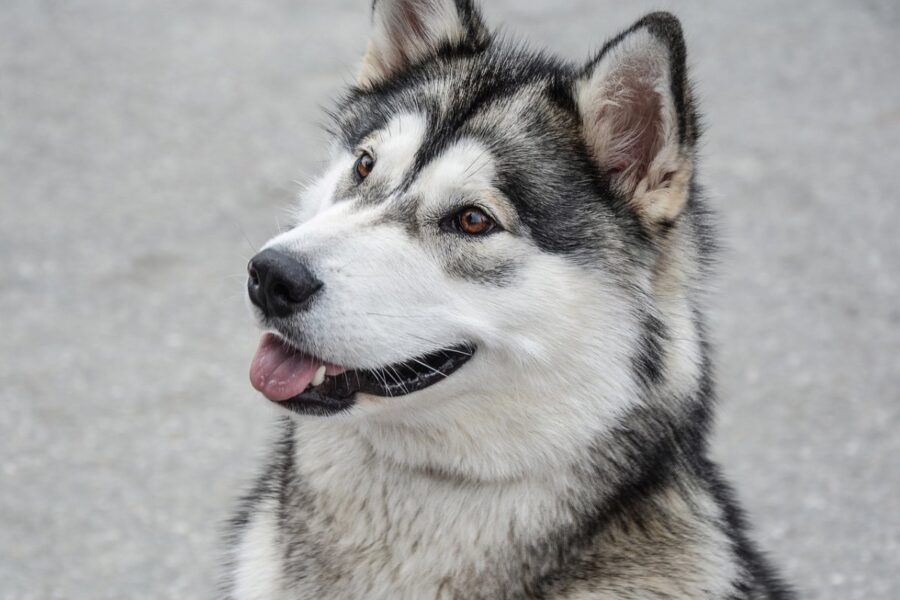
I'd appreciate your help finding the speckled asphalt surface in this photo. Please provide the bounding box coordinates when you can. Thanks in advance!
[1,1,898,598]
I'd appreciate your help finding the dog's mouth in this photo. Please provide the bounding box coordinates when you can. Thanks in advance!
[249,333,475,416]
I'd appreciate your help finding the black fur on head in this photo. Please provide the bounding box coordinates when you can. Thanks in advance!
[333,7,703,275]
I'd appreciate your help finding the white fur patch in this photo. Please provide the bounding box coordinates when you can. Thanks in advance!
[230,499,284,600]
[290,151,346,225]
[365,112,428,185]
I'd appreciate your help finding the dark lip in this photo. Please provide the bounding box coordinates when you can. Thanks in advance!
[275,343,476,416]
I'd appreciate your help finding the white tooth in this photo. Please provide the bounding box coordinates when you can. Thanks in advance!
[311,365,326,387]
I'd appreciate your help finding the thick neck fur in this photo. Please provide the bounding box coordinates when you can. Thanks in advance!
[230,213,740,599]
[269,393,725,599]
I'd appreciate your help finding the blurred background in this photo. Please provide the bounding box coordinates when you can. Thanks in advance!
[1,0,898,598]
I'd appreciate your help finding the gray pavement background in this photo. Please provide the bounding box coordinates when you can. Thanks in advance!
[1,1,898,598]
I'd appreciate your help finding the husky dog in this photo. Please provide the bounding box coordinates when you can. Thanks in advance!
[224,1,792,598]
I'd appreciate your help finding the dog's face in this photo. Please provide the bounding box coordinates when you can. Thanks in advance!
[246,0,699,462]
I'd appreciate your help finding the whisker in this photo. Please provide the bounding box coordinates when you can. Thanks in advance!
[463,148,489,176]
[234,222,258,254]
[365,312,434,320]
[407,357,447,379]
[385,364,410,395]
[405,333,474,357]
[438,347,473,357]
[378,367,395,398]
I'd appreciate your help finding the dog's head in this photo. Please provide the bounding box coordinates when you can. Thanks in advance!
[247,0,705,476]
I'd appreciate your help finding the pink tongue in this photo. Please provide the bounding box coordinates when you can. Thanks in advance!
[249,333,322,402]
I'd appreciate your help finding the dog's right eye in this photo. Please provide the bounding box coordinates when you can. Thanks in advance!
[355,152,375,181]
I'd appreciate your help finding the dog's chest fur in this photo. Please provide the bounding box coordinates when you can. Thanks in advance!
[227,420,744,600]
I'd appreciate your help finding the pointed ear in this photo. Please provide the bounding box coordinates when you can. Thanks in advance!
[358,0,489,87]
[576,12,698,226]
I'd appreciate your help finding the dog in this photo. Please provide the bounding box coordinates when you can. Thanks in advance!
[222,1,793,598]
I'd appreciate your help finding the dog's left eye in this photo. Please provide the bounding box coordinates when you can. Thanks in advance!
[444,207,497,236]
[355,151,375,181]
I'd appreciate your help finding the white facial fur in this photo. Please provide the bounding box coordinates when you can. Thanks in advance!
[254,111,646,481]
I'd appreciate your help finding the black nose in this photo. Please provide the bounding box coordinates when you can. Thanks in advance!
[247,249,323,318]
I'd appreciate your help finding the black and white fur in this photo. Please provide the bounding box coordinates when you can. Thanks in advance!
[223,1,793,598]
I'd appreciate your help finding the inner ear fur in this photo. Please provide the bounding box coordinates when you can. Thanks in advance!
[576,12,698,226]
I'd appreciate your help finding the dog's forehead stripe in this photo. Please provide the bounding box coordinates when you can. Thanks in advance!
[411,137,496,200]
[371,112,429,188]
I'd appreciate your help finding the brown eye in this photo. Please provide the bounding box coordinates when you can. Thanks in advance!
[355,152,375,180]
[455,207,495,236]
